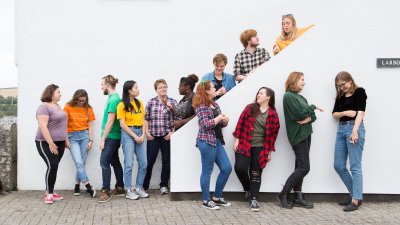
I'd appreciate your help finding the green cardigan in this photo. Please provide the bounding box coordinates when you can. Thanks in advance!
[283,91,317,145]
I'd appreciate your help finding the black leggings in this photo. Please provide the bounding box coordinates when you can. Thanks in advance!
[36,141,65,194]
[282,135,311,193]
[234,147,263,200]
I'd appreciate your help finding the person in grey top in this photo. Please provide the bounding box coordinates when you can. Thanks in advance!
[174,74,199,130]
[35,84,67,204]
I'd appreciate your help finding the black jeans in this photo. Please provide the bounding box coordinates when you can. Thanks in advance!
[143,136,170,190]
[234,147,263,200]
[36,140,65,194]
[282,135,311,193]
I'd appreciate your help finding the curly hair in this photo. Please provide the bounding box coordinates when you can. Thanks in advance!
[192,80,213,108]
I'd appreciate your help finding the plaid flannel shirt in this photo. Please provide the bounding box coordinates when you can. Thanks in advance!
[145,96,178,137]
[233,48,270,78]
[195,103,224,147]
[233,104,280,168]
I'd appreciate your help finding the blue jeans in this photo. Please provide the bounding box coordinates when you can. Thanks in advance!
[334,122,365,200]
[68,130,90,183]
[121,127,147,189]
[197,140,232,201]
[100,138,124,190]
[143,136,170,190]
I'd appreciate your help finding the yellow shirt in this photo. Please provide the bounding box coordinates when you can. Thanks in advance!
[273,25,314,55]
[117,100,145,126]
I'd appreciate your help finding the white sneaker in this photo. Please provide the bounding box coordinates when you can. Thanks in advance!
[160,187,169,195]
[125,189,139,200]
[135,187,149,198]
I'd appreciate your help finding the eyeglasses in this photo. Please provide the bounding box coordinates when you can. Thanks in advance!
[336,81,349,89]
[282,14,293,18]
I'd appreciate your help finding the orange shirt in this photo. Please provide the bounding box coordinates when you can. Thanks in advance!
[64,104,96,132]
[273,25,314,55]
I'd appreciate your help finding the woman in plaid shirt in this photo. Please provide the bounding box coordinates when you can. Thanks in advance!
[233,87,280,212]
[143,79,178,194]
[193,80,232,210]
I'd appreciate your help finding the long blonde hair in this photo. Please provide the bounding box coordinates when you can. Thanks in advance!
[280,14,298,41]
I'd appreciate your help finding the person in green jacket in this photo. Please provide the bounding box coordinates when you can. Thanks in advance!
[277,71,323,209]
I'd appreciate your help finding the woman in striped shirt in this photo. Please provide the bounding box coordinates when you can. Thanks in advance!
[64,89,96,198]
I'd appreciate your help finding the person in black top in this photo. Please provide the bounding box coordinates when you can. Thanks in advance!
[173,74,199,130]
[332,71,367,212]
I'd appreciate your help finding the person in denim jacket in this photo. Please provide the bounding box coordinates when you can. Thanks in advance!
[202,54,236,101]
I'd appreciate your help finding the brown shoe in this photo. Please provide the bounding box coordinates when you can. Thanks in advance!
[98,189,111,203]
[112,186,125,197]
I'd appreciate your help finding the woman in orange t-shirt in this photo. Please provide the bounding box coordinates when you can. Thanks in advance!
[273,14,314,55]
[64,89,96,198]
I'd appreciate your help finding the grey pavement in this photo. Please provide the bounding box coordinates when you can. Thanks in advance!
[0,191,399,225]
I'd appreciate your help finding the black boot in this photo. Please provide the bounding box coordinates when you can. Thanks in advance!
[276,191,293,209]
[293,192,314,209]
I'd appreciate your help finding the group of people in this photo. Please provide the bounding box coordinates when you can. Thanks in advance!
[34,14,367,213]
[193,71,367,213]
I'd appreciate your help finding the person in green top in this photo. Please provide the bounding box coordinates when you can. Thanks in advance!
[277,72,323,209]
[98,75,125,203]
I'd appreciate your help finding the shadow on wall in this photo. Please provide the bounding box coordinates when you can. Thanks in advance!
[0,123,17,192]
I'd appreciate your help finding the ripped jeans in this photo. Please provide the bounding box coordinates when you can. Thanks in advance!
[234,147,263,200]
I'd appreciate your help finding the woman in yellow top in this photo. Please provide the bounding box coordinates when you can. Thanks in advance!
[64,89,96,198]
[117,80,149,200]
[273,14,314,55]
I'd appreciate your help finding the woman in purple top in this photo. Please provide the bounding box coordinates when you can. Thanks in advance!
[35,84,67,204]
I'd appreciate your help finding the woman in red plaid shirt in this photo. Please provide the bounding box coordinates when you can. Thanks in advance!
[193,80,232,210]
[233,87,280,212]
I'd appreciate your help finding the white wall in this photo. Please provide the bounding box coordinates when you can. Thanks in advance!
[17,0,400,193]
[0,0,17,88]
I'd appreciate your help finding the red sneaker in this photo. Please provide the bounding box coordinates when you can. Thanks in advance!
[52,193,63,201]
[44,194,53,204]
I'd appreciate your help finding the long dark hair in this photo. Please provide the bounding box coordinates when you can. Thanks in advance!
[250,87,275,116]
[122,80,141,113]
[67,89,91,109]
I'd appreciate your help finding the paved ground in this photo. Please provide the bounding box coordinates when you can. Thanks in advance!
[0,191,399,225]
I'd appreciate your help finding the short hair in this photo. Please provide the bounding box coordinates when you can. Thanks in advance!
[40,84,59,102]
[102,74,119,89]
[154,79,167,90]
[213,53,228,65]
[240,29,257,48]
[285,71,304,92]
